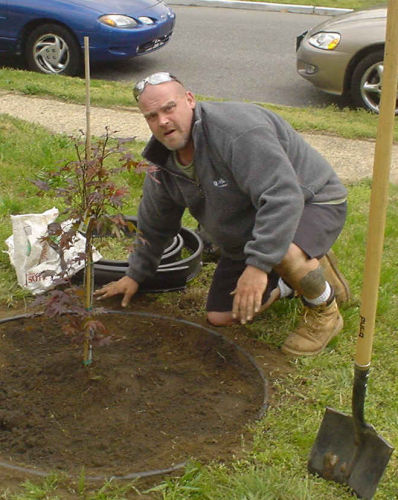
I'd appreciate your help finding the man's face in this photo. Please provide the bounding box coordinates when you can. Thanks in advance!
[138,81,196,152]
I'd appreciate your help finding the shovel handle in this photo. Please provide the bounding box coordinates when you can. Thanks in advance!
[355,0,398,368]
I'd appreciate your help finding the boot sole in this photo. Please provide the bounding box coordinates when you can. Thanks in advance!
[281,314,344,357]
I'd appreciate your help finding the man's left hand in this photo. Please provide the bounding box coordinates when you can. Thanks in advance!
[231,265,268,324]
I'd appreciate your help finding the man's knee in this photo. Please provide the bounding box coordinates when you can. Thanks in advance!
[275,243,318,282]
[207,311,235,326]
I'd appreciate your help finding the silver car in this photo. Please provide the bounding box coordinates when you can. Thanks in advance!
[296,8,395,114]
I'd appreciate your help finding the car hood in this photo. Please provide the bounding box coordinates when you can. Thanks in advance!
[310,7,386,32]
[65,0,164,13]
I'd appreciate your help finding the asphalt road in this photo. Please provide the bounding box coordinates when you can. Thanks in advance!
[91,5,350,109]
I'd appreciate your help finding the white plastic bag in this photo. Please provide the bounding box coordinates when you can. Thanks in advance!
[5,208,102,295]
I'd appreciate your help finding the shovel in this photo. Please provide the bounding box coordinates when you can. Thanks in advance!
[307,0,397,497]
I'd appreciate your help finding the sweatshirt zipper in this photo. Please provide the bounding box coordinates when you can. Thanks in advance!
[159,166,205,198]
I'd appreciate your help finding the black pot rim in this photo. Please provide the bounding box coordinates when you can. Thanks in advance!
[90,216,204,292]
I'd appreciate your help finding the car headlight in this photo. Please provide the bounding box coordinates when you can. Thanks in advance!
[309,32,341,50]
[99,15,138,28]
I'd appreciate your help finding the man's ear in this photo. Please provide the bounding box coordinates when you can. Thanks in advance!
[186,91,196,109]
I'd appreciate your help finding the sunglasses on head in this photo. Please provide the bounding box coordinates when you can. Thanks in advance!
[133,72,181,101]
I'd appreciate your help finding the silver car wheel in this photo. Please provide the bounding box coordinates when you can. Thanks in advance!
[360,61,383,113]
[351,49,398,114]
[33,34,70,74]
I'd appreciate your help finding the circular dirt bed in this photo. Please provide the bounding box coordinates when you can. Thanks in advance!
[0,312,266,479]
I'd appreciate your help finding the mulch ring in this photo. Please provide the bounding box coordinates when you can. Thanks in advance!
[0,300,290,481]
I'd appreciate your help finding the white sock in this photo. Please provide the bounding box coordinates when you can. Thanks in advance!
[278,278,293,298]
[303,281,332,306]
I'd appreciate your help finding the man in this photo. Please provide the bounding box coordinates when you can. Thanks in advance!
[95,72,349,356]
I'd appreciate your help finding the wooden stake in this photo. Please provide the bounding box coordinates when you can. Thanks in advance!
[83,36,93,366]
[84,36,91,161]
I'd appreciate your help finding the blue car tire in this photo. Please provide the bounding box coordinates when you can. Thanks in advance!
[25,23,81,76]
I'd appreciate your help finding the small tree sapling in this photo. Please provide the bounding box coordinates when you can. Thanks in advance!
[33,128,153,366]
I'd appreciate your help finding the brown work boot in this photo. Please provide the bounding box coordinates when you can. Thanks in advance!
[281,298,343,356]
[319,250,351,305]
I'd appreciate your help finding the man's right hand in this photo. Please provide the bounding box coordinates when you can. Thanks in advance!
[94,275,139,308]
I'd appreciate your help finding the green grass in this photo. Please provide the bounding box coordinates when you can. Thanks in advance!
[0,69,135,109]
[0,109,397,499]
[0,472,142,499]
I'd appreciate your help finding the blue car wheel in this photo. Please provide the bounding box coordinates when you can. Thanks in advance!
[25,24,81,76]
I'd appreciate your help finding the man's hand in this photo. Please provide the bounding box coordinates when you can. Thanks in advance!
[94,276,139,308]
[231,265,268,324]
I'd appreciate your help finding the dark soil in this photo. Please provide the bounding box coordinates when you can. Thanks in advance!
[0,308,270,480]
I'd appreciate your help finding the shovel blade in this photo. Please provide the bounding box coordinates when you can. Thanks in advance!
[308,407,393,499]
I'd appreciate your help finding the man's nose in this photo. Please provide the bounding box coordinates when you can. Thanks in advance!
[158,113,170,127]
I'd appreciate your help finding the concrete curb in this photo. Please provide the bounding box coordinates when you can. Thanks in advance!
[169,0,353,16]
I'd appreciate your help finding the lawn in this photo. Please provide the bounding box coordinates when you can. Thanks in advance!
[0,4,396,490]
[0,96,397,500]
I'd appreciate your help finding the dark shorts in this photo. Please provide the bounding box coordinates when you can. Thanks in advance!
[206,201,347,312]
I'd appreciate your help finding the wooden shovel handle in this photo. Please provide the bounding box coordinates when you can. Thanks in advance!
[356,0,398,368]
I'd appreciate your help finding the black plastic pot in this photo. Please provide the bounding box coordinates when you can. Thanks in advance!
[89,216,203,292]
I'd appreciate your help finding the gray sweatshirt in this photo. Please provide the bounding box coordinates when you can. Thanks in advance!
[127,101,347,283]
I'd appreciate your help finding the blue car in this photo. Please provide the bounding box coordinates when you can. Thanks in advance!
[0,0,176,75]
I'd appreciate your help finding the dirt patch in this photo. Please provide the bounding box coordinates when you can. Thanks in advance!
[0,309,268,479]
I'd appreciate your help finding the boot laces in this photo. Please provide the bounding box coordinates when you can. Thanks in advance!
[298,305,328,338]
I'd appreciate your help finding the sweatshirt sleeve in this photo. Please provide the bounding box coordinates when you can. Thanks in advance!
[228,125,304,272]
[126,172,185,283]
